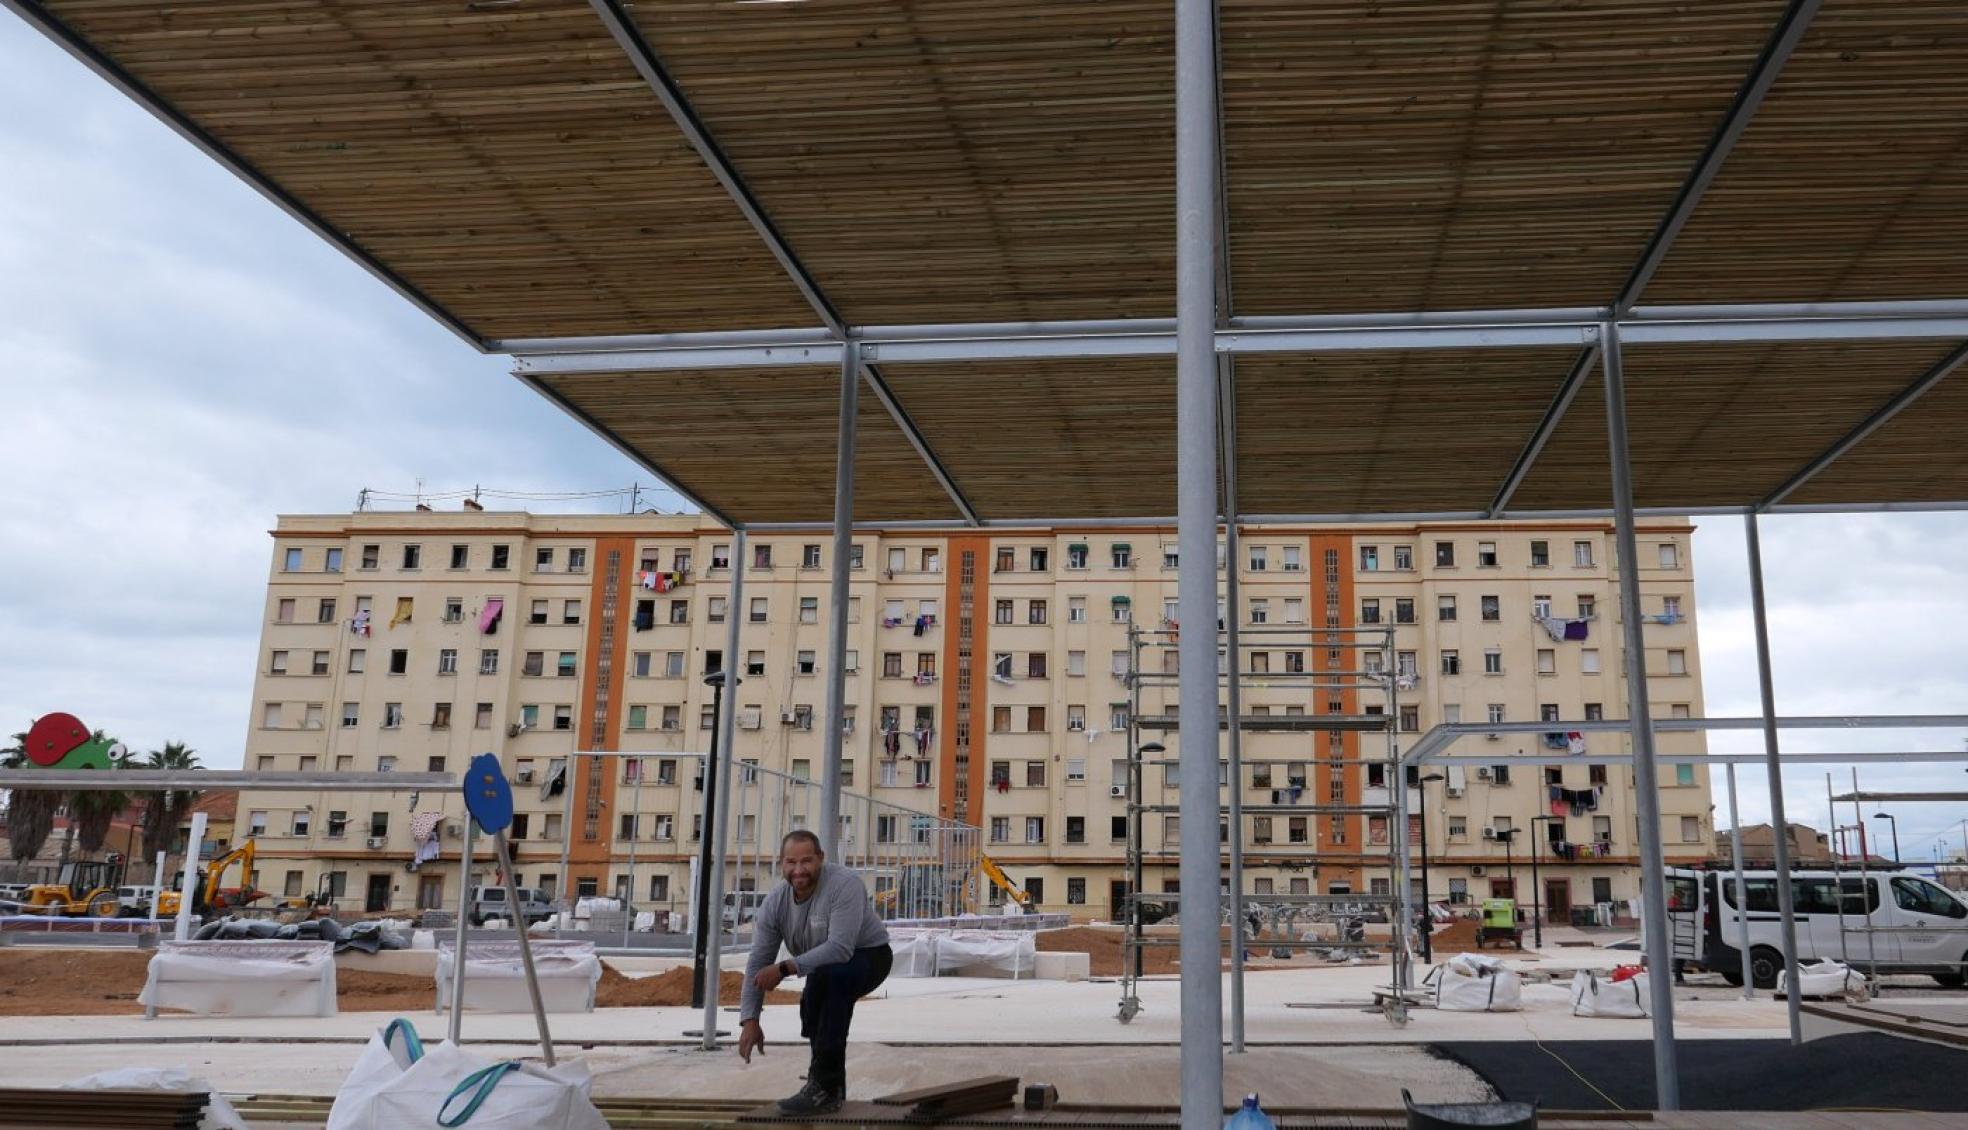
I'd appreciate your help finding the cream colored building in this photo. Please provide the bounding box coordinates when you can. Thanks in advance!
[240,511,1711,921]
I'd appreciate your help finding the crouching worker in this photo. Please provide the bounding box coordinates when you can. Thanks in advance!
[737,829,892,1114]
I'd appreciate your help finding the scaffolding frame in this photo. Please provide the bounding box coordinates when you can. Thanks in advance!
[1117,622,1412,1032]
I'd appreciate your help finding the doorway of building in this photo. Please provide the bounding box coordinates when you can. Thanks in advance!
[417,875,444,910]
[1109,879,1130,918]
[1545,878,1572,923]
[366,873,391,913]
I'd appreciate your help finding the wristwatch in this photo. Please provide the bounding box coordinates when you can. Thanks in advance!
[778,959,797,978]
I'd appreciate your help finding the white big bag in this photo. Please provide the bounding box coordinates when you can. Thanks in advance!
[326,1019,608,1130]
[1427,953,1523,1012]
[1777,959,1868,999]
[1569,970,1650,1018]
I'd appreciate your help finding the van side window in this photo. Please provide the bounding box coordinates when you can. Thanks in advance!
[1894,877,1968,919]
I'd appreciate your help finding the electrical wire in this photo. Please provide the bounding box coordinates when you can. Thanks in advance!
[1516,1011,1626,1111]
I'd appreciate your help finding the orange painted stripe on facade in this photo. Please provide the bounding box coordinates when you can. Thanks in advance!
[941,536,990,826]
[570,536,635,877]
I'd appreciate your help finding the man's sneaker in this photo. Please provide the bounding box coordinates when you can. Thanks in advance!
[777,1079,843,1116]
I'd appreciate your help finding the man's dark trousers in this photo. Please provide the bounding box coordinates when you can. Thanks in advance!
[800,944,893,1095]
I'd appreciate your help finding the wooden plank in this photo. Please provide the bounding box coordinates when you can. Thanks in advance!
[875,1076,1022,1107]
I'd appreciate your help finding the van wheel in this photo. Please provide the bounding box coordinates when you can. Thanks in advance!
[1935,953,1968,989]
[1750,947,1783,990]
[1721,968,1744,988]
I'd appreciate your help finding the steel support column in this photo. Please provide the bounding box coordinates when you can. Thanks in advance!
[701,530,747,1050]
[1746,513,1805,1043]
[1175,0,1226,1120]
[1601,321,1680,1110]
[1219,368,1247,1054]
[1726,764,1754,999]
[821,342,858,856]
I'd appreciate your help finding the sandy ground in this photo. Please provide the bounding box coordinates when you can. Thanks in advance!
[0,949,797,1016]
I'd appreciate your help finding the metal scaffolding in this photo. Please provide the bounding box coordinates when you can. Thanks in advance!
[1116,622,1412,1033]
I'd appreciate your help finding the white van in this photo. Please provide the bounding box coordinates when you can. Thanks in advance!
[1668,866,1968,988]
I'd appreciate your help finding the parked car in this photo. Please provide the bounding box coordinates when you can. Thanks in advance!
[1669,866,1968,988]
[722,890,770,931]
[116,885,164,917]
[469,885,555,926]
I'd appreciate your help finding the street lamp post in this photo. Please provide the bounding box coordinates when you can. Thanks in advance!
[1417,773,1444,963]
[1529,815,1563,950]
[1872,812,1900,864]
[1131,741,1164,982]
[689,669,738,1011]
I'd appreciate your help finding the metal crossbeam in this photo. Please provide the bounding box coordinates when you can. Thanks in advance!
[0,770,457,792]
[1615,0,1824,311]
[1758,341,1968,510]
[1488,345,1600,516]
[5,0,483,351]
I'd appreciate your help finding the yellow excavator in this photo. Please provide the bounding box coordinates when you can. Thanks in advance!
[22,859,124,918]
[157,840,270,918]
[978,855,1034,913]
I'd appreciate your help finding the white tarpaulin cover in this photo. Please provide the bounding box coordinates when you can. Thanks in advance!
[140,941,337,1017]
[1778,959,1869,999]
[934,930,1036,978]
[1428,953,1523,1012]
[327,1019,607,1130]
[887,929,939,978]
[59,1066,249,1130]
[436,941,601,1013]
[1569,971,1650,1018]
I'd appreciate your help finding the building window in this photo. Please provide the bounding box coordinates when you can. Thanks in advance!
[1028,600,1048,625]
[1435,541,1455,567]
[627,705,647,731]
[1681,816,1701,843]
[802,543,822,569]
[1112,597,1131,623]
[1249,599,1268,624]
[1026,817,1046,844]
[1537,649,1556,674]
[670,600,689,624]
[1395,598,1415,624]
[1477,541,1497,567]
[1481,594,1500,621]
[1528,540,1550,568]
[1574,540,1595,567]
[1248,545,1267,571]
[275,598,296,623]
[1659,542,1680,569]
[1359,545,1379,571]
[1400,706,1419,732]
[1069,597,1086,623]
[1067,543,1088,569]
[1027,653,1048,679]
[401,544,421,570]
[282,547,303,572]
[557,652,577,677]
[1441,650,1460,676]
[1360,598,1380,624]
[1437,595,1456,622]
[995,599,1013,625]
[1533,594,1552,619]
[562,599,582,625]
[1581,649,1601,674]
[1030,547,1049,571]
[269,650,289,675]
[1487,703,1506,725]
[1667,649,1687,675]
[1111,543,1131,568]
[529,600,548,625]
[1663,595,1683,619]
[749,597,769,623]
[553,705,572,731]
[1483,649,1503,675]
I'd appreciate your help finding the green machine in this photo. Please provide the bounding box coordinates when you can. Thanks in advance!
[1479,897,1520,948]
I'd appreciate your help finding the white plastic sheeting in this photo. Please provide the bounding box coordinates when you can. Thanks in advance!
[1427,953,1523,1012]
[1570,970,1651,1018]
[934,930,1036,978]
[887,929,940,977]
[1778,959,1869,1000]
[328,1020,607,1130]
[59,1066,248,1130]
[140,941,337,1018]
[435,941,601,1013]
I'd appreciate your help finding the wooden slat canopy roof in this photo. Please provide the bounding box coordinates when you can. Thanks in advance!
[15,0,1968,525]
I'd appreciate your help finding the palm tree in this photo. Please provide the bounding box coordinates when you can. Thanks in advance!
[1,729,59,867]
[65,732,133,858]
[140,742,202,862]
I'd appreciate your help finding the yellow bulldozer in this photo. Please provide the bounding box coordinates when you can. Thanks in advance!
[157,840,270,919]
[21,859,124,918]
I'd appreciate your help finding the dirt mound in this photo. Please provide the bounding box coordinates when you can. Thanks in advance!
[595,965,799,1008]
[1427,915,1520,954]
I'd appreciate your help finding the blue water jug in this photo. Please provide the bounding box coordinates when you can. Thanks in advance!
[1224,1093,1275,1130]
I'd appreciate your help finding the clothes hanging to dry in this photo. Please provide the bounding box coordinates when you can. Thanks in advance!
[478,598,503,635]
[350,608,372,637]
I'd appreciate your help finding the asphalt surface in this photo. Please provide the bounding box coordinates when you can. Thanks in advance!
[1433,1033,1968,1112]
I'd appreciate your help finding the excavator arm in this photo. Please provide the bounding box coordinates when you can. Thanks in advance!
[978,855,1033,911]
[204,840,257,907]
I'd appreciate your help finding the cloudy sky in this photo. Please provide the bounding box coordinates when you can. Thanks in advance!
[3,18,1964,862]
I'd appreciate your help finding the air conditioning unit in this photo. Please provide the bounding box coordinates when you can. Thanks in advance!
[1476,767,1493,780]
[1110,785,1128,798]
[739,710,763,730]
[1445,787,1464,798]
[445,822,462,839]
[517,769,535,783]
[781,711,799,725]
[1482,827,1498,840]
[365,836,387,849]
[1470,865,1487,877]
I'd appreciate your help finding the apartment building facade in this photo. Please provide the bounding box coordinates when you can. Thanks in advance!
[240,511,1710,921]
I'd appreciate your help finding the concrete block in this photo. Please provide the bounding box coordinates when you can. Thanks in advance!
[1034,951,1089,982]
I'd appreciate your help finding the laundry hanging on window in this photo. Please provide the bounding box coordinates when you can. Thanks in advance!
[633,605,655,632]
[349,608,372,637]
[883,729,901,757]
[1567,732,1587,756]
[913,614,929,637]
[389,596,414,629]
[478,598,503,635]
[1543,732,1570,750]
[1563,619,1590,641]
[913,725,933,754]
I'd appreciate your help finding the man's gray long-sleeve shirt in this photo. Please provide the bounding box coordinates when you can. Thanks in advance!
[739,861,890,1021]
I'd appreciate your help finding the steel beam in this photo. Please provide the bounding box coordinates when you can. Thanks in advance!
[2,1,485,352]
[1488,346,1601,516]
[1602,320,1680,1110]
[820,340,858,855]
[585,0,976,527]
[0,770,456,791]
[701,529,746,1051]
[1746,514,1805,1045]
[1174,0,1225,1120]
[1759,341,1968,510]
[1616,0,1823,311]
[514,372,742,531]
[1622,316,1968,346]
